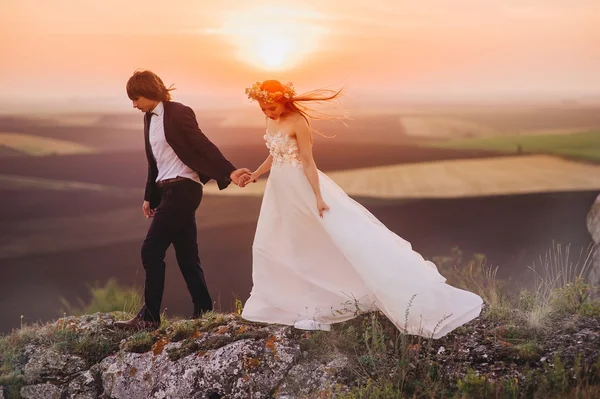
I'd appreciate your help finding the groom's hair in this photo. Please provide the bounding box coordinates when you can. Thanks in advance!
[126,69,175,102]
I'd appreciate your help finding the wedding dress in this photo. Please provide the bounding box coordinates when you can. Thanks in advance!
[241,130,483,339]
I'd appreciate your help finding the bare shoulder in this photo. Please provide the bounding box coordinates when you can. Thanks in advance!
[288,112,309,136]
[289,111,307,124]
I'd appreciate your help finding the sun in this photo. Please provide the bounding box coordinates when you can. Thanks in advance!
[258,37,292,69]
[213,6,328,71]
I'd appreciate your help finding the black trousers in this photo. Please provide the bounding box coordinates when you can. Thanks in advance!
[138,179,211,322]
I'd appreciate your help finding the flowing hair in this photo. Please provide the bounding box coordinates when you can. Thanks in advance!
[288,87,349,138]
[251,80,350,139]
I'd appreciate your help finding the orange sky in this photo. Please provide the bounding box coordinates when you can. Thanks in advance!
[1,0,599,110]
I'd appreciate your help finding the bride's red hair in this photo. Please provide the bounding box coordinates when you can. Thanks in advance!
[251,80,349,138]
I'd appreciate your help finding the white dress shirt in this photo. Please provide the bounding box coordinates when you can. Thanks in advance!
[148,102,201,185]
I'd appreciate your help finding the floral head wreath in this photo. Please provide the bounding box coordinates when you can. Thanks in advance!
[245,81,296,104]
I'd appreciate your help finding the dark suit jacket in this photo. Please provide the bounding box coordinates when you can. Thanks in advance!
[144,101,236,208]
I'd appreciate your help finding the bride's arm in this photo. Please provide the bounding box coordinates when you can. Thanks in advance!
[294,117,323,201]
[252,155,273,180]
[249,116,275,182]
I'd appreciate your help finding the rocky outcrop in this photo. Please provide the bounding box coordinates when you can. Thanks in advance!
[0,313,338,399]
[100,326,298,398]
[1,310,599,399]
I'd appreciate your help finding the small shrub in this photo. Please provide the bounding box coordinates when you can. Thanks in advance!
[514,342,542,361]
[122,332,156,354]
[336,378,402,399]
[483,303,512,323]
[233,298,244,315]
[0,324,38,373]
[0,372,24,399]
[196,312,228,332]
[579,300,600,318]
[456,368,494,398]
[551,277,596,315]
[542,355,569,394]
[60,278,142,316]
[518,290,536,312]
[170,320,196,342]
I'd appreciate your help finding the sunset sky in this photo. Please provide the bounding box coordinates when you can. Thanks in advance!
[1,0,598,111]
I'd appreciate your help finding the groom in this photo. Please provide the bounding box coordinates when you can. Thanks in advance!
[115,69,250,330]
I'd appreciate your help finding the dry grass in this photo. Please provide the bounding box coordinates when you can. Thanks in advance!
[524,243,596,331]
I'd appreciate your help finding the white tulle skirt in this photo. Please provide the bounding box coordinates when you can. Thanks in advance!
[241,164,483,339]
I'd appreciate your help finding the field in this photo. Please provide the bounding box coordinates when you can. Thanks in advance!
[205,154,600,198]
[0,103,598,335]
[0,132,95,156]
[398,104,600,139]
[424,131,600,163]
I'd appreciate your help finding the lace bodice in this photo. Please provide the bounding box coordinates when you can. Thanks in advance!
[264,131,303,168]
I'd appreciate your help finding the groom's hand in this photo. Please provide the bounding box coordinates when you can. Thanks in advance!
[230,168,251,186]
[142,201,155,218]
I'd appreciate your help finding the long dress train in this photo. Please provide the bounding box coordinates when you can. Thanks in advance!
[241,131,483,339]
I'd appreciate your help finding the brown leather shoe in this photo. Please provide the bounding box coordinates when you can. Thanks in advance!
[114,316,159,331]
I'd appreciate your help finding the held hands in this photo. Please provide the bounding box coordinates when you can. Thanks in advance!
[239,172,258,187]
[230,168,252,187]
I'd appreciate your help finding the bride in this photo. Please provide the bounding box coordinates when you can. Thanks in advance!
[239,80,483,339]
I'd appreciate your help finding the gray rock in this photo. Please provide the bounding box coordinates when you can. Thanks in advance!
[587,193,600,244]
[100,325,301,399]
[66,367,101,399]
[20,383,63,399]
[23,347,87,385]
[53,312,118,335]
[586,193,600,297]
